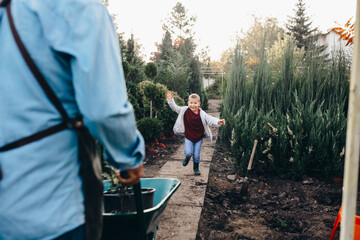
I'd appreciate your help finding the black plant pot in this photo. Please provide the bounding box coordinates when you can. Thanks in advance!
[103,187,156,213]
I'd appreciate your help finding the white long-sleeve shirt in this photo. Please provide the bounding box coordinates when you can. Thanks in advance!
[167,98,220,141]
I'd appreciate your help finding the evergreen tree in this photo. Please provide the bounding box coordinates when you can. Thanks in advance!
[188,58,202,95]
[124,34,145,84]
[159,31,174,62]
[117,32,127,61]
[162,2,197,40]
[179,38,195,60]
[125,34,143,65]
[286,0,316,50]
[144,62,159,118]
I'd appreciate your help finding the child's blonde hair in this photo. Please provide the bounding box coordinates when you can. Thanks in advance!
[188,93,201,101]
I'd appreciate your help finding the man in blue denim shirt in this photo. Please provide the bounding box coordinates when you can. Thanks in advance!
[0,0,145,239]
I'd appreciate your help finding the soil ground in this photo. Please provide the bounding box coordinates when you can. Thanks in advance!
[195,142,355,240]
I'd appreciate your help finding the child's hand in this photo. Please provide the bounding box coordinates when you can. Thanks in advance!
[167,91,173,100]
[218,119,225,125]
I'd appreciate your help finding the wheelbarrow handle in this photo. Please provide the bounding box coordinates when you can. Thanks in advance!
[120,171,148,240]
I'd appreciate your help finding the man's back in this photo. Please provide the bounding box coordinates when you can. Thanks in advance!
[0,1,145,239]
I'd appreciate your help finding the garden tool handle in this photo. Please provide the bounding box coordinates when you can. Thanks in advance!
[247,140,258,171]
[120,171,148,240]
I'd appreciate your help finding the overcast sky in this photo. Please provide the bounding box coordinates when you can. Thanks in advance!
[107,0,357,61]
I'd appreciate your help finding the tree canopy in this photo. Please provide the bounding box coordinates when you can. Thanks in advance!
[286,0,317,50]
[162,2,197,40]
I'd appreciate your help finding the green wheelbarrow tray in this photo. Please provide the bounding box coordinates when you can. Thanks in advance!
[102,178,181,240]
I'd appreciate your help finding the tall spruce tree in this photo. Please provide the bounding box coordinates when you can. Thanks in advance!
[124,34,145,83]
[159,31,174,62]
[162,2,197,40]
[286,0,316,50]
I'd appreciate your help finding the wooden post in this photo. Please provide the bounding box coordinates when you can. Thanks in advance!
[341,1,360,239]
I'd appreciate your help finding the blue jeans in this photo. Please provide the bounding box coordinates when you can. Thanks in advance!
[184,138,203,163]
[54,225,84,240]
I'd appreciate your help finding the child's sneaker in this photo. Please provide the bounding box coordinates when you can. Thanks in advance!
[193,162,201,175]
[182,156,191,166]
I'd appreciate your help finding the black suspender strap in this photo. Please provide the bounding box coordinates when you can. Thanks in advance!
[0,1,84,152]
[0,122,68,152]
[0,0,10,7]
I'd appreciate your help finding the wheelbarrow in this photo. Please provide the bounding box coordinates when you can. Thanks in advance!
[102,178,181,240]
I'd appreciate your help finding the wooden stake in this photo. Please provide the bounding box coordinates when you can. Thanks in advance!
[341,1,360,239]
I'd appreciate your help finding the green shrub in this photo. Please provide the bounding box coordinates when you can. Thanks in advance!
[201,88,208,110]
[144,62,158,80]
[127,93,142,121]
[126,80,144,120]
[137,118,164,144]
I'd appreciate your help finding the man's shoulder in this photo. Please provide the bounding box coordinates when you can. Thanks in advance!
[35,0,103,17]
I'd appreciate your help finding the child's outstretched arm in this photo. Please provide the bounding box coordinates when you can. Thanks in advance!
[204,113,225,127]
[166,91,182,114]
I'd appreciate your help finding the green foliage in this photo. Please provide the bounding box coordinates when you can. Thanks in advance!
[143,84,158,100]
[188,58,202,95]
[126,64,145,84]
[179,38,195,59]
[286,0,315,49]
[126,80,144,120]
[125,34,143,65]
[201,88,208,110]
[124,34,145,84]
[152,83,168,117]
[286,0,326,54]
[137,81,167,118]
[155,57,190,98]
[127,93,142,121]
[136,118,164,144]
[117,33,127,60]
[144,62,158,80]
[122,61,130,79]
[157,31,174,62]
[221,34,349,179]
[206,75,223,99]
[223,45,247,116]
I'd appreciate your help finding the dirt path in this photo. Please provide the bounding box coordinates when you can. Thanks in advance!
[144,99,222,240]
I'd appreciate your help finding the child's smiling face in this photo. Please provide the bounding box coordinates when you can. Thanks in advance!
[188,98,201,113]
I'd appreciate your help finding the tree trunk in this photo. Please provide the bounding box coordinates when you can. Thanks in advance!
[150,100,153,118]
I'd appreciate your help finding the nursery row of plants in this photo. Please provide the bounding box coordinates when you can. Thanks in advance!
[215,0,353,180]
[220,36,350,180]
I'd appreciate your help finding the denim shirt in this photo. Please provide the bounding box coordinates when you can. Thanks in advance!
[0,0,144,239]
